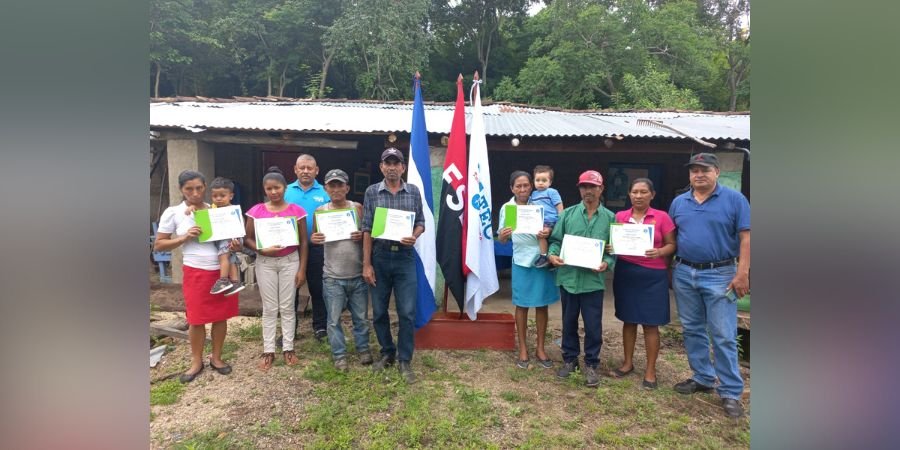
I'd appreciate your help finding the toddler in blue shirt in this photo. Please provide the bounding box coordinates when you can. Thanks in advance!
[529,165,564,268]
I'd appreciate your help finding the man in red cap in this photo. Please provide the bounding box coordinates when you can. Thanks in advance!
[547,170,617,387]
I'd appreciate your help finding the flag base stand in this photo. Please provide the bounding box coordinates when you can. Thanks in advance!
[414,286,515,350]
[414,312,515,350]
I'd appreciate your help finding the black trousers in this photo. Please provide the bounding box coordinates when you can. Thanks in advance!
[295,244,326,332]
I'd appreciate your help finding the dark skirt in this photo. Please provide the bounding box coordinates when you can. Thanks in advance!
[613,259,670,326]
[183,265,239,325]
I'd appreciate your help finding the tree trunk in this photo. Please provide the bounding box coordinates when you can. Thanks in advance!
[154,62,161,98]
[267,75,272,97]
[278,66,286,97]
[318,52,333,99]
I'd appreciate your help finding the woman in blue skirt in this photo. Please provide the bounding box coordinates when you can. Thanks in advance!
[609,178,676,389]
[498,171,560,369]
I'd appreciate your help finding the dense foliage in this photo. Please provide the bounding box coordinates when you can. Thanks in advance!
[150,0,749,110]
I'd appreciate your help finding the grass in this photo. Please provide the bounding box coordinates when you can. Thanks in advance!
[150,380,185,406]
[173,429,253,450]
[151,313,750,449]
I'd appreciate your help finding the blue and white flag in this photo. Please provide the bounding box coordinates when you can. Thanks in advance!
[409,74,437,329]
[463,74,499,320]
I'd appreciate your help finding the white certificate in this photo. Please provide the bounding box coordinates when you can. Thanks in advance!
[609,223,654,257]
[371,207,414,242]
[315,209,358,242]
[559,234,605,269]
[254,217,299,249]
[195,205,245,242]
[503,204,544,235]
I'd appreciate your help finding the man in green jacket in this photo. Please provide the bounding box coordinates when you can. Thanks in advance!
[547,170,616,387]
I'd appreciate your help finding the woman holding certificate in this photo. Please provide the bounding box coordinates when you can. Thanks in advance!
[609,178,676,389]
[497,171,559,369]
[154,170,239,383]
[244,167,309,371]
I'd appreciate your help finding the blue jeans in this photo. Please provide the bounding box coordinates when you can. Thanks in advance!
[323,276,370,359]
[560,288,604,367]
[370,248,417,362]
[673,262,743,399]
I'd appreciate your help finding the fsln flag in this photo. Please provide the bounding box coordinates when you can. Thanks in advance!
[436,74,468,313]
[463,73,499,320]
[408,73,437,329]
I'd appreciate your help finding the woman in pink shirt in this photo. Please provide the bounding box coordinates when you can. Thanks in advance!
[244,166,309,371]
[609,178,676,389]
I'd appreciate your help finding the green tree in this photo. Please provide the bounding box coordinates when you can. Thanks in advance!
[494,0,647,108]
[325,0,431,100]
[612,62,702,109]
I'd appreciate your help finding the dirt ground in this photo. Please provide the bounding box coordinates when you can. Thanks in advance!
[149,272,750,449]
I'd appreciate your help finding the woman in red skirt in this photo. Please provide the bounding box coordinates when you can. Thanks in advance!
[155,170,240,383]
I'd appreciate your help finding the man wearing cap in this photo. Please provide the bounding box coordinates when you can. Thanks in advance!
[361,148,426,384]
[668,152,750,418]
[310,169,372,371]
[547,170,617,388]
[285,154,330,342]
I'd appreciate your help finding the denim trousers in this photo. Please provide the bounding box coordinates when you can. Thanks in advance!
[672,262,743,399]
[370,248,417,362]
[255,252,299,353]
[560,288,605,367]
[323,276,370,359]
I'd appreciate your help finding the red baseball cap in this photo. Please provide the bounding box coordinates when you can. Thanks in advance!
[577,170,604,186]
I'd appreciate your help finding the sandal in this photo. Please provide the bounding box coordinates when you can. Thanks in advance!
[258,352,275,371]
[610,366,634,378]
[283,350,299,366]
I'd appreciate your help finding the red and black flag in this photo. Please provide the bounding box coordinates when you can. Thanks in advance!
[436,74,468,312]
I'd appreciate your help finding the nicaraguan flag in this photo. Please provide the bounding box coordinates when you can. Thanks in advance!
[408,74,437,329]
[463,74,499,320]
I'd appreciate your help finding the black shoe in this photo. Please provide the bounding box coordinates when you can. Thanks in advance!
[584,365,600,387]
[673,378,714,395]
[178,365,204,384]
[722,398,745,418]
[398,361,416,384]
[359,351,374,365]
[314,329,327,342]
[208,358,232,375]
[556,360,579,379]
[372,354,395,371]
[642,379,658,390]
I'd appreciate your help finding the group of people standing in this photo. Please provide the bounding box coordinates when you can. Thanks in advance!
[155,149,425,386]
[154,149,749,419]
[499,152,749,419]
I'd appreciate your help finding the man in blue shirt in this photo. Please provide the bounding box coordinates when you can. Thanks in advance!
[668,152,750,419]
[284,154,330,342]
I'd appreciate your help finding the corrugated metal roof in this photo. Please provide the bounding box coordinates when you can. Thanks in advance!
[150,101,749,141]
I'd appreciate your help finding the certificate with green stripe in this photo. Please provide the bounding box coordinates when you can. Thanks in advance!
[371,207,414,242]
[194,205,245,243]
[503,204,543,234]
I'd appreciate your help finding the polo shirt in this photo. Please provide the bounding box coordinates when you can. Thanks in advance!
[284,179,329,241]
[668,183,750,263]
[547,202,617,294]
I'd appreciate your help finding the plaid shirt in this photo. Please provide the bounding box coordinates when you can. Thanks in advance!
[361,180,425,233]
